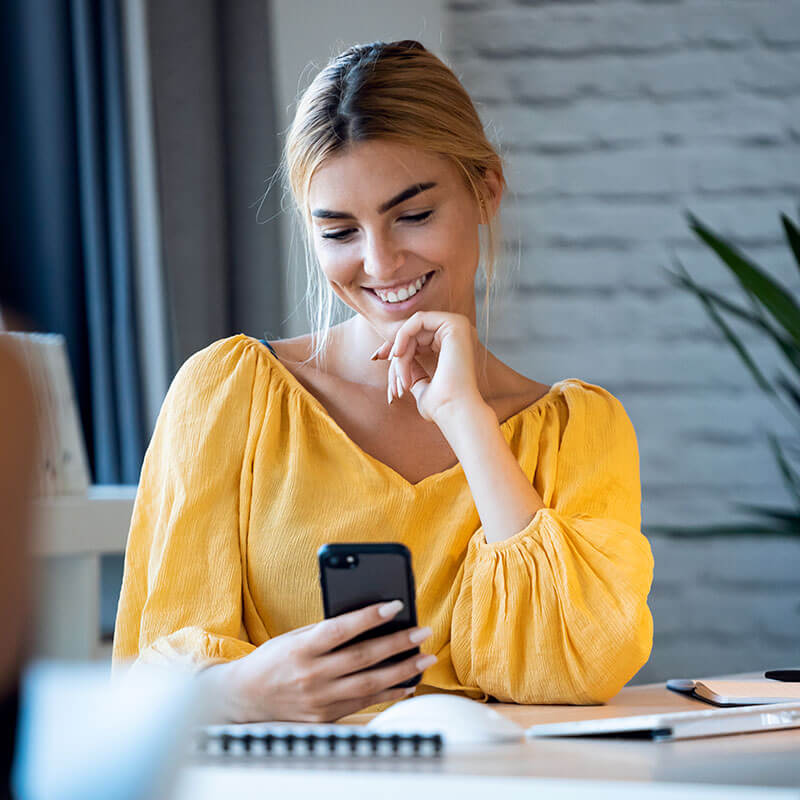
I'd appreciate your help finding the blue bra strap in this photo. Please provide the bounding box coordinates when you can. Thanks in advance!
[258,338,278,358]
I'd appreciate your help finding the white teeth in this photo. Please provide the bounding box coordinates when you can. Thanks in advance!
[373,273,429,303]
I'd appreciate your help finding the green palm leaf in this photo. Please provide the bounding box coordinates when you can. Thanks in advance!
[763,431,800,504]
[687,213,800,345]
[668,258,777,397]
[662,263,800,372]
[781,213,800,272]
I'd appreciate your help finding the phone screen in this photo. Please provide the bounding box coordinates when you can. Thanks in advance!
[318,543,420,687]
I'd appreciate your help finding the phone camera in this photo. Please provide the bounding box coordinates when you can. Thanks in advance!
[328,556,341,567]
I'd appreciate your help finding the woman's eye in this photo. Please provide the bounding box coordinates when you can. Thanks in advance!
[321,228,355,241]
[399,210,433,223]
[320,211,432,241]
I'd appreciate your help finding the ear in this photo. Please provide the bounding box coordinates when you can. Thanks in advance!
[480,168,504,224]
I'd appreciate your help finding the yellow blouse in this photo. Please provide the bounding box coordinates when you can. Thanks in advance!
[113,334,653,705]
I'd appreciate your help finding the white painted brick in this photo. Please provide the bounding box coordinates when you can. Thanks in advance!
[503,196,800,254]
[493,96,800,152]
[644,487,788,531]
[494,337,792,396]
[452,58,513,103]
[454,4,751,58]
[494,291,800,358]
[692,147,800,194]
[489,239,800,296]
[703,537,800,585]
[635,638,800,684]
[756,7,800,47]
[497,50,800,104]
[510,149,692,198]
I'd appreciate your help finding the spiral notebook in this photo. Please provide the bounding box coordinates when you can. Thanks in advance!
[196,722,443,758]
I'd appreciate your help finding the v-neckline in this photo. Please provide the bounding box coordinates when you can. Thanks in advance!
[253,335,567,491]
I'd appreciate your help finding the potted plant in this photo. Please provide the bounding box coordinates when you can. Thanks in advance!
[645,210,800,537]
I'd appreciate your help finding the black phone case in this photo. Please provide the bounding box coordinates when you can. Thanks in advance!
[318,543,421,688]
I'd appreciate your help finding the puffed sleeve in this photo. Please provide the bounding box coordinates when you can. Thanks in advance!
[450,381,654,704]
[112,336,263,672]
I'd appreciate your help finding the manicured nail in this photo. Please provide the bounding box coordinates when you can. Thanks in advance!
[404,686,416,695]
[409,626,432,644]
[378,600,403,618]
[396,375,404,399]
[369,346,382,360]
[416,655,437,671]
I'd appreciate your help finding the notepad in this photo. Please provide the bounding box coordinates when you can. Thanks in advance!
[196,722,443,758]
[671,679,800,707]
[526,701,800,742]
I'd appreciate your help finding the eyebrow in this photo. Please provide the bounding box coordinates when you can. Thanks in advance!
[311,181,437,220]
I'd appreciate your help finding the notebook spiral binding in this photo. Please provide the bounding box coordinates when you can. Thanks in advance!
[196,724,443,758]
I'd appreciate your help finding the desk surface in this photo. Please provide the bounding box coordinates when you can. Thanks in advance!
[173,679,800,799]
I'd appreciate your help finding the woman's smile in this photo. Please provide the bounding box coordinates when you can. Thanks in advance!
[363,270,436,313]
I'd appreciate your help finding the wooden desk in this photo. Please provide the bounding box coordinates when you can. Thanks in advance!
[173,680,800,799]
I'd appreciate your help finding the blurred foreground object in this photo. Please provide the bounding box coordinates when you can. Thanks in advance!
[0,336,37,800]
[0,333,90,496]
[12,662,199,800]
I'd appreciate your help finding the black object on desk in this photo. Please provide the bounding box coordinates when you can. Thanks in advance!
[765,670,800,682]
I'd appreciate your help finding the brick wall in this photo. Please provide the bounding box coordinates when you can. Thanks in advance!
[446,0,800,681]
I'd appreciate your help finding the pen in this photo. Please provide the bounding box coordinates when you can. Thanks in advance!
[764,670,800,682]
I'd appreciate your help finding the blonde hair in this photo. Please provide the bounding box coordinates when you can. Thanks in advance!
[283,40,506,365]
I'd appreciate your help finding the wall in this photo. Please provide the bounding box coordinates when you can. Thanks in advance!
[446,0,800,680]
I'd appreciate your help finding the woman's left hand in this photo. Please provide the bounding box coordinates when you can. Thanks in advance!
[372,311,483,423]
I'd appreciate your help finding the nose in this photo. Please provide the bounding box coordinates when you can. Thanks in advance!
[362,231,404,281]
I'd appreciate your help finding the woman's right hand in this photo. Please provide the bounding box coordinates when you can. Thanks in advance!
[206,600,435,723]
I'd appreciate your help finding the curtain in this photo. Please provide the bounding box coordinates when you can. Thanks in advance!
[147,0,284,368]
[72,0,146,484]
[0,0,145,486]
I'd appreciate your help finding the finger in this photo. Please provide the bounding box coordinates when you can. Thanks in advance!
[326,652,437,704]
[390,312,450,358]
[409,370,431,407]
[315,685,415,723]
[306,600,404,655]
[402,353,429,395]
[316,626,432,680]
[370,340,392,361]
[388,356,397,404]
[393,338,416,396]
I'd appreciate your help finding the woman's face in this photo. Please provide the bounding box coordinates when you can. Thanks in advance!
[307,140,492,342]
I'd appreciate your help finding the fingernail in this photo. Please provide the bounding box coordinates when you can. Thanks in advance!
[416,655,437,671]
[369,346,381,360]
[396,376,404,398]
[409,626,432,644]
[404,686,416,695]
[378,600,403,618]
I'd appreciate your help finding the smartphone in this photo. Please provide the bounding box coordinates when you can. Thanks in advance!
[318,542,421,688]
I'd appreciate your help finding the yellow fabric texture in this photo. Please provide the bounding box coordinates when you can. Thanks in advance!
[113,334,653,705]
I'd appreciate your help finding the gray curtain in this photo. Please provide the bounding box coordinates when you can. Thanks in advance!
[146,0,285,369]
[0,0,146,486]
[72,0,145,484]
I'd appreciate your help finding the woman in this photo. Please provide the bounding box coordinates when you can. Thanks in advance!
[113,40,653,722]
